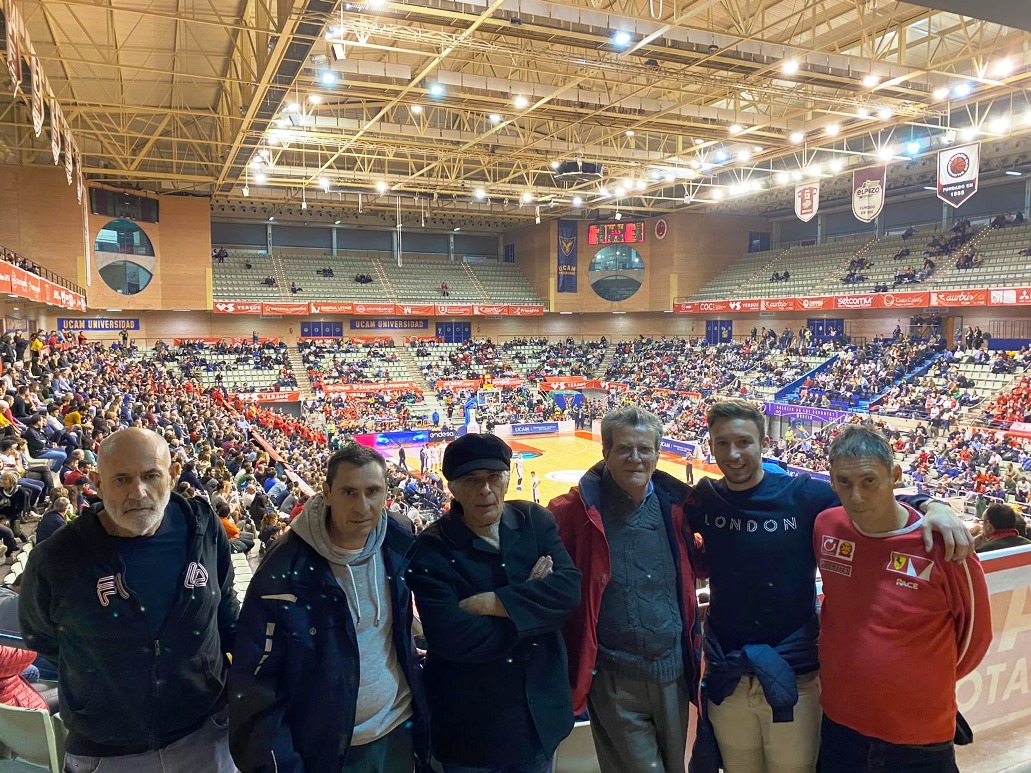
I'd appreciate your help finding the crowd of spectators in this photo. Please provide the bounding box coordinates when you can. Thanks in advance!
[925,219,974,257]
[354,273,372,284]
[841,257,872,285]
[518,338,607,382]
[300,339,402,386]
[418,339,520,382]
[159,340,298,392]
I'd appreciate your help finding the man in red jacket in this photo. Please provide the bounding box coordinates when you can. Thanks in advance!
[815,425,991,772]
[549,407,701,773]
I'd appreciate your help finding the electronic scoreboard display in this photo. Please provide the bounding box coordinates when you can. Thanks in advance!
[587,221,646,245]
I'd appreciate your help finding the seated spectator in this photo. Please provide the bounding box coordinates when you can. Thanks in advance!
[216,502,255,554]
[35,497,70,544]
[977,503,1031,552]
[0,645,54,712]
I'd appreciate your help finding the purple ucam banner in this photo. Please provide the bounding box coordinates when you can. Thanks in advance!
[764,402,850,424]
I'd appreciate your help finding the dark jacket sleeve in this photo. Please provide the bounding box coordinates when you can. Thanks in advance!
[205,499,240,655]
[407,544,522,664]
[17,546,59,661]
[494,508,581,638]
[228,583,304,773]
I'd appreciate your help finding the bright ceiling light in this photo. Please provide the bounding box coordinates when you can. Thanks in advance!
[953,83,972,97]
[808,164,823,176]
[625,130,635,137]
[993,58,1014,77]
[791,171,802,181]
[960,126,978,141]
[255,173,268,184]
[737,150,751,162]
[694,138,705,145]
[906,141,921,155]
[612,31,632,47]
[521,191,533,203]
[572,196,583,207]
[1025,111,1031,126]
[825,124,840,137]
[410,104,423,114]
[988,116,1010,134]
[621,178,634,188]
[308,93,322,104]
[857,107,870,118]
[376,181,388,193]
[473,188,486,200]
[715,149,729,161]
[635,180,647,190]
[877,107,893,120]
[789,131,804,144]
[663,172,675,182]
[321,71,337,86]
[752,145,763,153]
[877,145,895,160]
[829,158,844,172]
[488,113,502,124]
[550,161,560,170]
[729,183,743,196]
[711,189,725,200]
[689,159,701,169]
[749,179,763,191]
[933,87,950,100]
[782,59,799,75]
[428,83,445,97]
[614,185,626,197]
[285,102,300,113]
[863,74,880,87]
[318,176,330,189]
[513,95,529,109]
[598,186,610,197]
[775,172,789,185]
[729,124,743,135]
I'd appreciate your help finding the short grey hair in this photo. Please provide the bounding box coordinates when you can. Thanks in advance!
[828,425,895,473]
[601,407,664,454]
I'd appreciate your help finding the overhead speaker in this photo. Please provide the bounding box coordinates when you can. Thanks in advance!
[554,160,604,181]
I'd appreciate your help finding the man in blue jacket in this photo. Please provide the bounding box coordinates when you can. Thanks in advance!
[20,428,239,772]
[229,443,428,772]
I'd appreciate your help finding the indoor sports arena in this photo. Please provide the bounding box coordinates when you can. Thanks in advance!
[0,0,1029,771]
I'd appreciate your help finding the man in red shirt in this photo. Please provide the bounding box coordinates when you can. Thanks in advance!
[816,425,991,772]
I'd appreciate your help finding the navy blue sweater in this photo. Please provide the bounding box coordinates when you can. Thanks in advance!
[687,473,928,654]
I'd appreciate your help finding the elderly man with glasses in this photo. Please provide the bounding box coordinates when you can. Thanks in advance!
[549,406,703,773]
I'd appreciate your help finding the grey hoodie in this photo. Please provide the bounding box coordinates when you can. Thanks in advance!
[291,494,413,745]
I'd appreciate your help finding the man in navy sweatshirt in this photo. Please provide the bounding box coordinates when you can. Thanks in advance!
[687,399,973,773]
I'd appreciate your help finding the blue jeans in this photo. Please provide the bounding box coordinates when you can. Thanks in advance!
[819,715,958,773]
[441,756,552,773]
[63,713,234,773]
[36,448,67,473]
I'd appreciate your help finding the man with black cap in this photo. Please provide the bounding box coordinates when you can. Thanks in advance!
[406,433,581,773]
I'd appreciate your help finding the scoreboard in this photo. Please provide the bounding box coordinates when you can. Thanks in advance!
[587,221,645,245]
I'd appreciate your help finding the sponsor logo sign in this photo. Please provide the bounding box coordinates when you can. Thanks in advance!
[834,294,876,309]
[819,558,853,577]
[989,288,1031,306]
[937,142,980,208]
[764,402,849,423]
[511,422,561,435]
[58,318,139,331]
[232,391,301,403]
[261,303,308,316]
[213,301,263,314]
[880,291,929,309]
[436,304,474,316]
[509,305,544,316]
[352,303,398,316]
[886,552,935,581]
[394,303,435,315]
[308,302,354,314]
[820,536,856,562]
[474,305,508,316]
[852,166,887,223]
[929,289,987,307]
[349,318,429,330]
[798,296,832,310]
[672,302,696,313]
[761,298,796,312]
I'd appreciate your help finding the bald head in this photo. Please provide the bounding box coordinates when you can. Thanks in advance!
[95,428,173,538]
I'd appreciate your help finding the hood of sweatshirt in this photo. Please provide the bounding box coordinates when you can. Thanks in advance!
[291,493,388,625]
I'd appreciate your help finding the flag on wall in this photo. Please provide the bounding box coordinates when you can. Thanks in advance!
[795,182,820,222]
[30,54,43,137]
[64,128,73,184]
[937,142,980,208]
[557,219,578,293]
[852,165,886,223]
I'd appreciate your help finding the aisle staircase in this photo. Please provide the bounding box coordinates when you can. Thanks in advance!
[287,345,315,399]
[461,263,490,301]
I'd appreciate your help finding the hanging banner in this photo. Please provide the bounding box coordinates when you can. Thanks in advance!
[5,0,22,94]
[557,219,578,293]
[30,54,43,137]
[63,129,73,184]
[937,142,980,208]
[50,96,61,163]
[852,166,886,223]
[795,182,820,222]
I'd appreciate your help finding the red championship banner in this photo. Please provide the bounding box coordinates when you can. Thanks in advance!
[232,391,300,403]
[878,291,929,309]
[213,301,263,314]
[322,381,420,395]
[930,289,987,307]
[795,182,820,222]
[308,302,354,315]
[261,302,308,316]
[509,305,545,316]
[474,304,510,316]
[394,303,436,315]
[352,303,398,316]
[0,263,11,294]
[761,298,796,312]
[796,296,834,311]
[539,376,589,391]
[490,378,523,388]
[583,380,630,391]
[695,300,731,313]
[989,288,1031,306]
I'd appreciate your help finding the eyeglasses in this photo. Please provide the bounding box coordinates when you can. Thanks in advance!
[610,445,658,460]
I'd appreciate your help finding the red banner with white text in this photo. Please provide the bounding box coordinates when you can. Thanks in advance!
[231,391,300,403]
